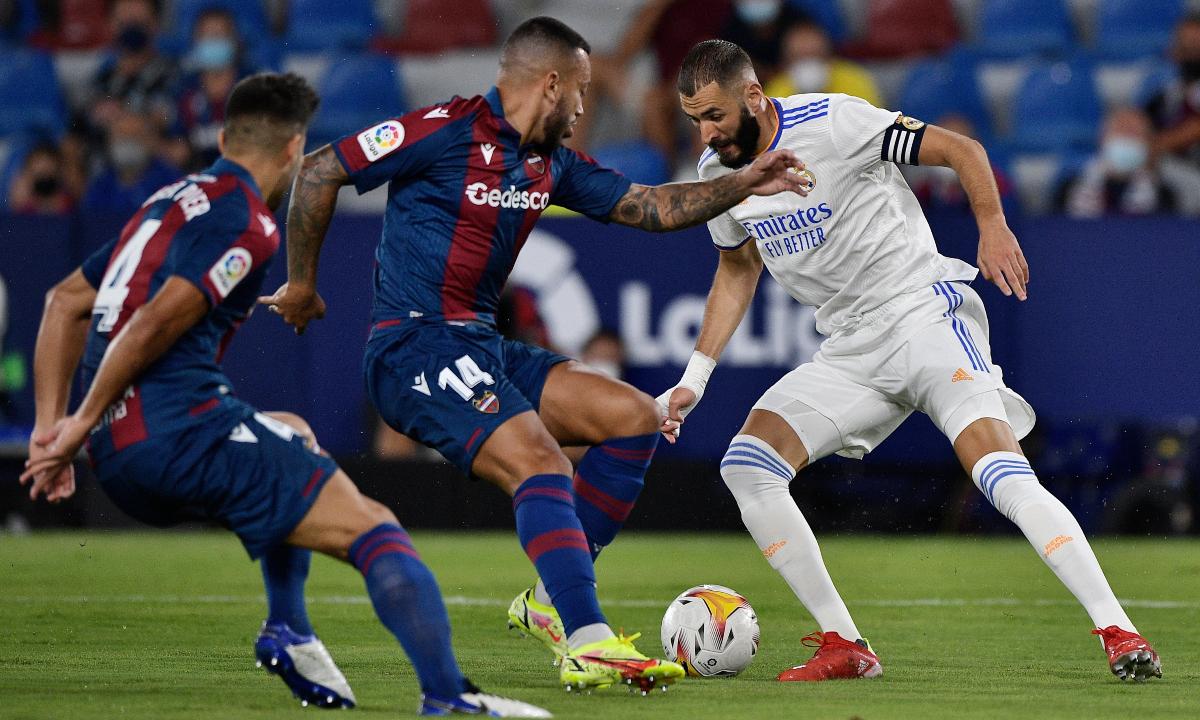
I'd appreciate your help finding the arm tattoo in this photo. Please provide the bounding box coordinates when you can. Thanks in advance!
[609,173,749,232]
[285,145,350,286]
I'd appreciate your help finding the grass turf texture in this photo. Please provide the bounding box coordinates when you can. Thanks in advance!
[1,531,1196,719]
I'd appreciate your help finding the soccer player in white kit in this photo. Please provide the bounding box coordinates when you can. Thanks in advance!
[657,40,1162,683]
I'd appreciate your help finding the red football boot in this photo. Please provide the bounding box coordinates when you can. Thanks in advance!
[777,631,883,681]
[1093,626,1162,682]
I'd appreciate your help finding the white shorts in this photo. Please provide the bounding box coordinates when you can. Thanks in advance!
[752,281,1035,462]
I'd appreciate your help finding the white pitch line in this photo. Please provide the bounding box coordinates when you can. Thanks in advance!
[1,595,1197,610]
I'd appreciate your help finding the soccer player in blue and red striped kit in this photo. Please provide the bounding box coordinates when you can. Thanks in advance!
[260,17,805,693]
[22,73,550,717]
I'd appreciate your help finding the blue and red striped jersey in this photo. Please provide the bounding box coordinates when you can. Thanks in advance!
[332,86,632,328]
[78,158,278,458]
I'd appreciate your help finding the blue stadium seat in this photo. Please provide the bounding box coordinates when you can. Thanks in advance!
[786,0,848,43]
[1096,0,1184,60]
[307,54,406,149]
[0,49,65,137]
[899,50,992,138]
[285,0,377,52]
[1009,60,1102,153]
[975,0,1074,58]
[590,141,670,186]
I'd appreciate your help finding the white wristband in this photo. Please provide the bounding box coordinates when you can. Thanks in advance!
[680,351,716,394]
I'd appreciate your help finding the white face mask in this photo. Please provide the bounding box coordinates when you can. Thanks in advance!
[736,0,782,25]
[586,360,622,380]
[788,59,830,93]
[1102,137,1148,175]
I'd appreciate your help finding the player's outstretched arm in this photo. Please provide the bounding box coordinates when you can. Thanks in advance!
[261,145,351,334]
[919,125,1029,301]
[657,241,763,442]
[22,278,209,496]
[25,269,97,502]
[610,149,806,232]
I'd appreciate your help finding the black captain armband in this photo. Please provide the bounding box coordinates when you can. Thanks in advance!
[881,115,926,165]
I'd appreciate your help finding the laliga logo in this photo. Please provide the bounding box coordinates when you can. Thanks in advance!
[374,123,403,149]
[511,229,821,367]
[464,182,550,210]
[222,252,249,280]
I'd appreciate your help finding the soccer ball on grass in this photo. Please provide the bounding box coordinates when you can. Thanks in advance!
[660,584,759,677]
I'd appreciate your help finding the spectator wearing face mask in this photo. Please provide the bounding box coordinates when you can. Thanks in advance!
[82,109,179,216]
[167,7,257,170]
[580,329,627,381]
[1055,108,1179,217]
[6,142,77,215]
[763,16,882,105]
[87,0,178,133]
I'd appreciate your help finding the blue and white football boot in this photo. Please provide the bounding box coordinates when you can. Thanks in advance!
[255,622,357,708]
[419,680,551,717]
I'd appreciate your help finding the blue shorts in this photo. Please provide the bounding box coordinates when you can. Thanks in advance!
[364,321,569,475]
[92,402,338,559]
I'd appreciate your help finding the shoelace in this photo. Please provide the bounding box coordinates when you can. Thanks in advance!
[799,631,828,650]
[616,631,643,650]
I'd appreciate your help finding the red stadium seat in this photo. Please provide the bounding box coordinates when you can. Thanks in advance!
[844,0,959,59]
[54,0,109,49]
[372,0,496,55]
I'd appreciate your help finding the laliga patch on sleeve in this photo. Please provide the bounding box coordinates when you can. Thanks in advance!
[207,247,253,300]
[356,121,406,162]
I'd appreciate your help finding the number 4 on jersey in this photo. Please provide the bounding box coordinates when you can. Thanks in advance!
[438,355,495,401]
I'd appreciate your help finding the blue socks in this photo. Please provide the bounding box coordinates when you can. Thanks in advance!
[573,433,657,558]
[261,545,314,636]
[513,474,606,636]
[349,523,464,699]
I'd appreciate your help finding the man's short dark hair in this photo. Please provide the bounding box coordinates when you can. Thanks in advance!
[224,72,319,152]
[501,16,591,71]
[677,39,754,96]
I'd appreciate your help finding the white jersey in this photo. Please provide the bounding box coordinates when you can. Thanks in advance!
[700,93,976,337]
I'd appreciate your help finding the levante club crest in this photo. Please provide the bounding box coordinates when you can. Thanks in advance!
[473,391,500,414]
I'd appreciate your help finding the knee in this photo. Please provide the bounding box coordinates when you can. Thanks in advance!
[502,440,572,494]
[597,388,660,437]
[624,390,662,435]
[719,439,795,505]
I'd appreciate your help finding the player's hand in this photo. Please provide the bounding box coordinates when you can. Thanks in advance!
[977,222,1029,301]
[655,386,699,445]
[258,283,327,335]
[741,150,809,198]
[21,418,88,503]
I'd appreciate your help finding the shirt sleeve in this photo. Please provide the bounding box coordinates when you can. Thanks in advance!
[550,148,633,223]
[828,96,924,172]
[80,237,119,288]
[708,212,751,251]
[331,98,475,195]
[170,193,278,308]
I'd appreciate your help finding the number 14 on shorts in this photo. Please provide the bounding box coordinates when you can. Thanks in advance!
[414,355,495,403]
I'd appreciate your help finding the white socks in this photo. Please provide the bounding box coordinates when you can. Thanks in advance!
[721,435,862,640]
[567,623,614,649]
[972,451,1135,631]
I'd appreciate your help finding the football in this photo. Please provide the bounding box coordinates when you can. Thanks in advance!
[660,584,760,677]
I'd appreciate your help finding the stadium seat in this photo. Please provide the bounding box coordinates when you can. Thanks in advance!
[306,54,406,149]
[786,0,848,43]
[373,0,496,55]
[1008,60,1101,153]
[285,0,377,52]
[590,140,670,186]
[974,0,1073,59]
[1095,0,1184,60]
[52,0,109,49]
[899,50,993,137]
[843,0,959,59]
[0,48,65,137]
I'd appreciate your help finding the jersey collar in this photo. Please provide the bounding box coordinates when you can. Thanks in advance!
[207,157,262,199]
[763,98,784,154]
[484,86,523,144]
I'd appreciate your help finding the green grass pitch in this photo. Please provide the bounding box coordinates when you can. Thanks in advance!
[1,531,1196,719]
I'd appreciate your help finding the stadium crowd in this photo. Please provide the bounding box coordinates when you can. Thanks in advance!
[1,0,1200,217]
